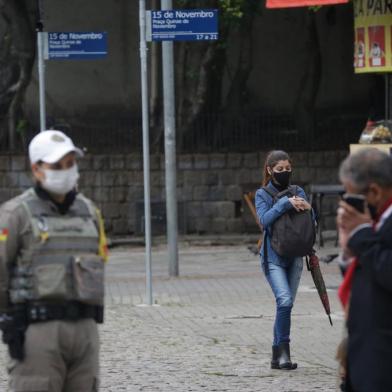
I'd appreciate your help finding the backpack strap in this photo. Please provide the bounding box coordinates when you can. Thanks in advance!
[262,186,277,199]
[263,186,297,203]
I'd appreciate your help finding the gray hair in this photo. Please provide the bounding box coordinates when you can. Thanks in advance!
[339,148,392,191]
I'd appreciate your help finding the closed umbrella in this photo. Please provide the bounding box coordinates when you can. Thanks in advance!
[306,253,333,326]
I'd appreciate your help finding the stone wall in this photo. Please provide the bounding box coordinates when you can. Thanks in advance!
[0,151,348,235]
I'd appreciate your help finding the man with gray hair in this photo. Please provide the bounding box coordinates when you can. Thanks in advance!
[337,148,392,392]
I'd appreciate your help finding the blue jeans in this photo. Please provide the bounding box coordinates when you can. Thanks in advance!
[264,258,303,346]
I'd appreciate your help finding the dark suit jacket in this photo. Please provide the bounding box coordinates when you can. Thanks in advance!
[346,212,392,392]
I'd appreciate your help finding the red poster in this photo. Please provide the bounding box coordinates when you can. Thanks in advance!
[368,26,386,67]
[354,28,366,68]
[266,0,348,8]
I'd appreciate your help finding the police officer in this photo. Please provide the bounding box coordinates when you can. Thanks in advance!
[0,130,108,391]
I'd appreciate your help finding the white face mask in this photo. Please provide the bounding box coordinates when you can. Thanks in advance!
[41,164,79,195]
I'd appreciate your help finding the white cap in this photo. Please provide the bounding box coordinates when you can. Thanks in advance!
[29,130,83,164]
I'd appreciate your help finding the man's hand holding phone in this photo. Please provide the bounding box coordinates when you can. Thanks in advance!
[337,193,372,234]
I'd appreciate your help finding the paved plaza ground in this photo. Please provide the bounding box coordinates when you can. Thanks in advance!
[0,240,345,391]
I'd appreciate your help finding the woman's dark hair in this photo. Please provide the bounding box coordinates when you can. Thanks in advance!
[262,150,291,186]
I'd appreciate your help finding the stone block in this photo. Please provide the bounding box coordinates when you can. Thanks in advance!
[186,202,203,218]
[9,189,21,199]
[93,156,109,170]
[126,154,142,170]
[216,201,235,219]
[18,172,32,188]
[0,174,13,187]
[93,188,110,203]
[6,172,19,187]
[193,186,208,201]
[193,154,209,169]
[251,169,263,183]
[178,155,193,170]
[236,170,252,185]
[160,155,165,169]
[79,171,97,187]
[226,185,242,201]
[114,173,129,187]
[78,156,92,171]
[202,202,215,218]
[227,153,242,169]
[0,156,10,171]
[150,172,164,187]
[218,170,235,186]
[126,186,144,202]
[127,218,136,234]
[112,219,129,235]
[187,216,211,234]
[101,172,115,186]
[209,154,226,169]
[11,156,28,172]
[176,171,184,186]
[177,186,193,202]
[184,171,202,186]
[110,155,125,170]
[110,187,128,203]
[243,153,259,169]
[226,218,243,232]
[150,154,161,170]
[103,219,113,233]
[131,171,144,184]
[150,186,163,200]
[201,172,218,186]
[101,203,121,219]
[82,187,93,199]
[0,189,12,203]
[209,186,226,201]
[211,218,226,233]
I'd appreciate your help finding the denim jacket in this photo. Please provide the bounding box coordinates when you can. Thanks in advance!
[255,181,309,267]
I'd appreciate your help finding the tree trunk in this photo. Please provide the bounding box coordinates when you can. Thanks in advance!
[294,11,322,145]
[0,0,36,149]
[223,1,259,114]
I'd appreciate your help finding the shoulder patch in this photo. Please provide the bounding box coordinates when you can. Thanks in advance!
[0,228,9,241]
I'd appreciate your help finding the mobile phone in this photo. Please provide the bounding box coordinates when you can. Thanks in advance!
[342,193,366,213]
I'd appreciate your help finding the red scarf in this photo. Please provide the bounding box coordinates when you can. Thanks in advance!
[338,197,392,308]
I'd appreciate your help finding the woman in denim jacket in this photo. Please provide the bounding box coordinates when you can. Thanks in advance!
[255,150,312,370]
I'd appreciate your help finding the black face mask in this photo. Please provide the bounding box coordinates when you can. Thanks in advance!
[272,171,292,189]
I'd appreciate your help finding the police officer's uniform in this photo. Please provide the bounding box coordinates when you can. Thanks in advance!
[0,131,107,392]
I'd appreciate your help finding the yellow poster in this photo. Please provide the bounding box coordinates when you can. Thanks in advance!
[354,0,392,73]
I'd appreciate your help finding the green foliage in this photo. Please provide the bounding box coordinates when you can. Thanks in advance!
[16,119,27,135]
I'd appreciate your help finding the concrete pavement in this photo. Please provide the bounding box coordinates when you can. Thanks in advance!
[0,241,344,391]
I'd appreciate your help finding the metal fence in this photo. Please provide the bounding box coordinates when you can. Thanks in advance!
[8,110,367,154]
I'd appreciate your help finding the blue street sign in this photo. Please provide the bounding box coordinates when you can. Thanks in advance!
[44,32,107,60]
[147,9,218,42]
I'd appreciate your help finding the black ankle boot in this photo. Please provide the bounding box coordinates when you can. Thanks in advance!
[277,342,297,370]
[271,346,279,369]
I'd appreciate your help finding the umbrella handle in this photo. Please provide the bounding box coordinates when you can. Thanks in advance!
[306,256,311,271]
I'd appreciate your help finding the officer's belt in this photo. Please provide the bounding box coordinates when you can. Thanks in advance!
[27,302,98,322]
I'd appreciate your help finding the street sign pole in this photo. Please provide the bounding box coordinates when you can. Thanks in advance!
[161,0,179,277]
[36,1,46,132]
[139,0,153,305]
